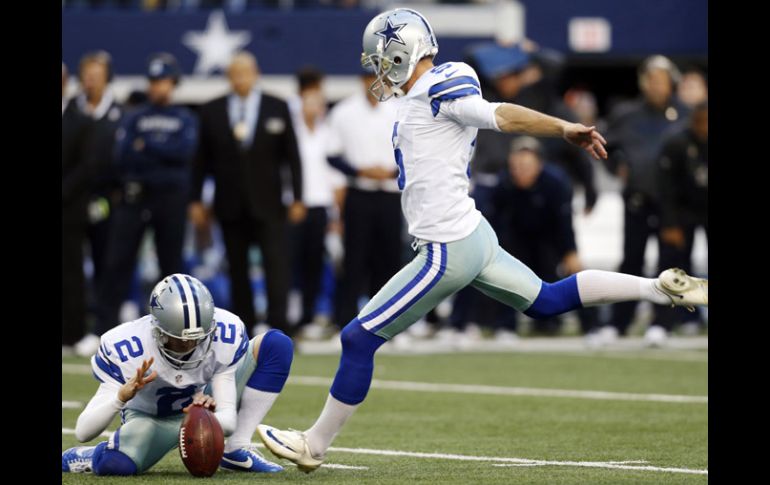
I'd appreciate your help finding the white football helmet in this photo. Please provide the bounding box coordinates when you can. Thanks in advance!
[149,274,216,370]
[361,8,439,101]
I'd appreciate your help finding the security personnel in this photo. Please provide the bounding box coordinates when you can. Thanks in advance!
[656,102,708,333]
[603,55,689,337]
[93,53,198,340]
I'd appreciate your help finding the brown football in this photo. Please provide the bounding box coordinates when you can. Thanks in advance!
[178,405,225,477]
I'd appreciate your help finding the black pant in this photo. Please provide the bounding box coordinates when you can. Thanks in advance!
[86,205,113,318]
[335,189,404,328]
[63,222,87,346]
[86,210,112,289]
[290,207,328,325]
[220,217,290,334]
[655,222,709,330]
[608,193,661,335]
[95,190,187,335]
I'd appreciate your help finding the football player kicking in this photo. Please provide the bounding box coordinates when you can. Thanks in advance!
[62,274,292,475]
[257,8,708,473]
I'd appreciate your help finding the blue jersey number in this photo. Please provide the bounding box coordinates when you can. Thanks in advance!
[156,385,197,417]
[114,337,144,362]
[212,322,236,344]
[392,122,405,190]
[430,63,453,75]
[394,149,406,190]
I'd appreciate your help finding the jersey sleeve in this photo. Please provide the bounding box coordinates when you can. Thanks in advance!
[427,63,483,117]
[75,382,126,442]
[211,309,251,371]
[440,96,502,130]
[91,337,128,387]
[228,322,250,368]
[210,367,237,436]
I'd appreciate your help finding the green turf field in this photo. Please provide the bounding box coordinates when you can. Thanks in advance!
[62,349,707,484]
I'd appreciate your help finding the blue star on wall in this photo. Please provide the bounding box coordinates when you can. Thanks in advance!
[375,18,407,49]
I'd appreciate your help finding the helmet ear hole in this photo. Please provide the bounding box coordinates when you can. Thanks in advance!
[394,56,402,65]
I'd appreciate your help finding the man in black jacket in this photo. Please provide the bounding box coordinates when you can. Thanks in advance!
[62,62,94,352]
[656,102,708,333]
[70,51,125,357]
[191,52,304,336]
[602,55,689,340]
[74,51,123,290]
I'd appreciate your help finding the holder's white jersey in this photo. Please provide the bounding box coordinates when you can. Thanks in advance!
[393,61,501,243]
[91,308,249,416]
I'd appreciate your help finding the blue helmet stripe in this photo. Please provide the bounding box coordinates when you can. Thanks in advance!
[171,275,190,329]
[402,8,436,47]
[183,275,202,330]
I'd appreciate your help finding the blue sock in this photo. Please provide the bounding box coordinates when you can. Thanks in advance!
[246,329,294,393]
[92,441,138,476]
[524,275,582,320]
[330,320,387,405]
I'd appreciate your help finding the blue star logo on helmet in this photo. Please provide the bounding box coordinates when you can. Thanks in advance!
[375,18,407,49]
[150,294,163,310]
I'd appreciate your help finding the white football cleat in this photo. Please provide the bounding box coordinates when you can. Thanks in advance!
[655,268,708,312]
[257,425,324,473]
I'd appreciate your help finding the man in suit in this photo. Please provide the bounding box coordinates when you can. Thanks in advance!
[62,62,94,353]
[191,52,304,336]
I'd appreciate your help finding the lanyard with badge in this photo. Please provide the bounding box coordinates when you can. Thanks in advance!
[233,98,249,145]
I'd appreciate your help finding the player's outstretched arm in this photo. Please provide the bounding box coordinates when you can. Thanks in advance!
[75,358,157,442]
[494,103,607,160]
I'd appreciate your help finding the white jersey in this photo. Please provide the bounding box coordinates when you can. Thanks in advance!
[91,307,249,417]
[393,62,500,242]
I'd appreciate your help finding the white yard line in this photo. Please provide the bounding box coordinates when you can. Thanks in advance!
[289,376,708,404]
[62,363,91,375]
[492,462,707,475]
[297,336,708,356]
[321,464,369,470]
[61,428,705,476]
[62,364,707,404]
[62,401,83,409]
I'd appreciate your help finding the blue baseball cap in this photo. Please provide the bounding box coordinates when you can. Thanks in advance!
[470,43,530,80]
[147,53,181,83]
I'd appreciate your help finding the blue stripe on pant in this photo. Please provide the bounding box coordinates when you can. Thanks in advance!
[359,243,447,334]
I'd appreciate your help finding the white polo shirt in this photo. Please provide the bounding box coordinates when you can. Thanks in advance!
[289,97,345,208]
[325,91,401,193]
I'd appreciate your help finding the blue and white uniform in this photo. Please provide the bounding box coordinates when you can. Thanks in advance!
[353,62,542,340]
[90,308,249,417]
[75,309,256,472]
[394,62,497,242]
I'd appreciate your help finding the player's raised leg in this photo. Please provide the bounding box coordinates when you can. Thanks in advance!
[219,329,293,472]
[470,220,707,319]
[259,224,502,472]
